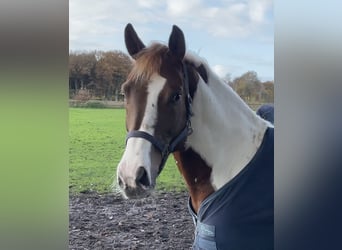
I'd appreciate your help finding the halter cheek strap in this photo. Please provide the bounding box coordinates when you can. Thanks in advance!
[125,62,193,174]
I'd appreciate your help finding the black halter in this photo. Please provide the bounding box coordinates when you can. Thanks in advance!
[125,62,193,174]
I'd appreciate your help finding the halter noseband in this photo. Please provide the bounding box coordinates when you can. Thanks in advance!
[125,62,193,174]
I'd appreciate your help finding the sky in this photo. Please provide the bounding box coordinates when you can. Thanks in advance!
[69,0,273,81]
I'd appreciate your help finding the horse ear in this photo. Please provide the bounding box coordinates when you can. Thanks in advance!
[168,25,186,60]
[124,23,145,59]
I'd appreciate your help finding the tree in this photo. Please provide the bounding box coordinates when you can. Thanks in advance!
[69,51,97,97]
[69,50,133,100]
[95,51,132,101]
[232,71,262,102]
[261,81,274,103]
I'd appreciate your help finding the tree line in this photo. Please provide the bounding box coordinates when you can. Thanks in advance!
[69,50,132,101]
[224,71,274,103]
[69,51,273,103]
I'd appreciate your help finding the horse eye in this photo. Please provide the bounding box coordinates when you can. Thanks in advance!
[170,93,181,103]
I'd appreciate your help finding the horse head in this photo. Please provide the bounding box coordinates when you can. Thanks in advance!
[117,24,196,198]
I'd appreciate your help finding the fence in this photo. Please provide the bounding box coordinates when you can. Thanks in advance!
[69,100,125,108]
[69,100,268,111]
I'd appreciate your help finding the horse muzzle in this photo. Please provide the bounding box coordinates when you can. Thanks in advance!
[117,165,155,199]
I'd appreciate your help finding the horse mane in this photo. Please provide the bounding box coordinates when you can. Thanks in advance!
[184,52,211,84]
[184,52,208,69]
[126,43,168,84]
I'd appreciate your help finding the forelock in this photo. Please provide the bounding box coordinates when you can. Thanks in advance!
[127,43,169,84]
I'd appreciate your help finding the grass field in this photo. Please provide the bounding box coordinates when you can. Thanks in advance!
[69,108,186,194]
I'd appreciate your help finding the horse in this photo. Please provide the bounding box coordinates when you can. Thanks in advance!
[116,23,274,250]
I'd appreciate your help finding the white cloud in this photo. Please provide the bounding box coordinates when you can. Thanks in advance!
[166,0,201,16]
[69,0,273,50]
[69,0,273,80]
[248,0,273,23]
[69,0,157,50]
[195,3,248,37]
[212,64,230,78]
[161,0,272,38]
[69,0,272,42]
[137,0,162,9]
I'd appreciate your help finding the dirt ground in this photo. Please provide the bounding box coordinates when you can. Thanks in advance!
[69,191,195,250]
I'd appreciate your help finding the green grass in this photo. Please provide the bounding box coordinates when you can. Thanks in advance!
[69,108,186,194]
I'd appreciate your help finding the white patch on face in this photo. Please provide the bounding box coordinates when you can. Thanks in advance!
[117,74,166,188]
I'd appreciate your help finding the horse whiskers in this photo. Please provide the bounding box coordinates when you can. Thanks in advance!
[110,173,121,194]
[110,178,124,198]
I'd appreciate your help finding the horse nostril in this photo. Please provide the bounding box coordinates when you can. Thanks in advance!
[136,167,150,187]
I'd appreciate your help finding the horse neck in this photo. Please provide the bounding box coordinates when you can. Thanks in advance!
[174,69,270,212]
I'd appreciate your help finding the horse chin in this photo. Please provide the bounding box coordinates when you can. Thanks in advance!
[121,185,155,199]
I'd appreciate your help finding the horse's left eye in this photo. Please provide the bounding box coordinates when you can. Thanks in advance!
[170,93,181,103]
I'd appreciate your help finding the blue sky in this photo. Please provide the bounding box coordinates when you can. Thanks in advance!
[70,0,273,81]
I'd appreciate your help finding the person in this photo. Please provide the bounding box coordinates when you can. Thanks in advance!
[257,104,274,124]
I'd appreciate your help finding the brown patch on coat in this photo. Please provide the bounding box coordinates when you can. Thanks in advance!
[122,79,148,131]
[173,149,215,214]
[142,49,200,149]
[122,44,168,132]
